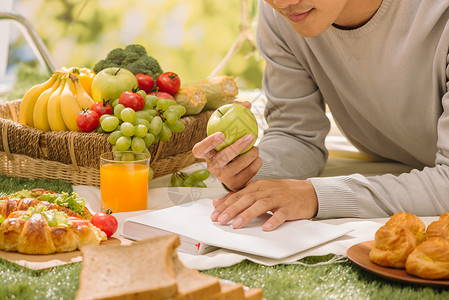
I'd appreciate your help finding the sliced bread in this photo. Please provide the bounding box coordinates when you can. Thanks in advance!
[76,234,179,300]
[215,280,245,300]
[170,254,221,300]
[243,286,263,300]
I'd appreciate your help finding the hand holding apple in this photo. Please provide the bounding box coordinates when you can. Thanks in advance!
[206,103,258,154]
[91,68,138,102]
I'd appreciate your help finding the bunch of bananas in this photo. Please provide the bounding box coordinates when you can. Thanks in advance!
[19,71,95,131]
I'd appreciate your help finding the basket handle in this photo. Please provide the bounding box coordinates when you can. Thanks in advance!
[6,101,19,123]
[151,141,163,163]
[1,124,13,161]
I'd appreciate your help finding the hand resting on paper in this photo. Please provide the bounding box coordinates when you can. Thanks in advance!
[192,101,262,191]
[209,179,318,232]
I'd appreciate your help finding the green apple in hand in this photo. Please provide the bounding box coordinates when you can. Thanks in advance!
[207,103,258,154]
[91,67,138,102]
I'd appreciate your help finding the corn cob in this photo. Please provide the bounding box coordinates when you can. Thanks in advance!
[174,86,206,115]
[191,76,238,111]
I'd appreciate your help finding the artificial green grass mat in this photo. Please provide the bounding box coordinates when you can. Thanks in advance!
[1,176,449,299]
[0,175,73,196]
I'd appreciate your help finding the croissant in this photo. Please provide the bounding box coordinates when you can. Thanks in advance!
[405,238,449,279]
[0,209,106,254]
[385,212,426,244]
[369,224,417,268]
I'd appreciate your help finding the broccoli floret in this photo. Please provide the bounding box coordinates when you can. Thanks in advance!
[125,44,147,57]
[106,48,127,64]
[121,52,140,65]
[92,44,163,78]
[93,59,120,74]
[138,55,163,79]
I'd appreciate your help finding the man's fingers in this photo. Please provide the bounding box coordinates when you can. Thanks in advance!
[210,191,246,222]
[192,132,225,159]
[231,197,272,229]
[263,208,289,231]
[234,101,252,109]
[224,147,259,175]
[212,134,255,169]
[216,193,258,225]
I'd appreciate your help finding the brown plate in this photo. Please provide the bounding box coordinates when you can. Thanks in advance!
[346,240,449,288]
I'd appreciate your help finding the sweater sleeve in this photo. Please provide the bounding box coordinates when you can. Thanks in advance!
[254,1,330,180]
[310,53,449,219]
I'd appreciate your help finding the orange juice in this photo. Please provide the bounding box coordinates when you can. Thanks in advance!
[100,162,149,212]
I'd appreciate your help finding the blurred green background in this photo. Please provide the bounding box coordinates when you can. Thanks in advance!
[1,0,265,100]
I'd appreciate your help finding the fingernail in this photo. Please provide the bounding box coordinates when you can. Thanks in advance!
[218,213,229,224]
[232,217,243,229]
[263,222,272,230]
[210,211,220,221]
[215,132,225,142]
[243,134,254,143]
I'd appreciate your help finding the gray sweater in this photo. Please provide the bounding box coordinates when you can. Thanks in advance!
[255,0,449,218]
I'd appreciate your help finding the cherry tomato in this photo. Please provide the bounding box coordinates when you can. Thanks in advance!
[156,72,181,95]
[119,91,145,111]
[90,100,113,117]
[135,73,155,93]
[68,217,90,227]
[76,109,100,132]
[149,91,175,101]
[90,211,118,238]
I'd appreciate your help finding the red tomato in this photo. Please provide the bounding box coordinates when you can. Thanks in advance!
[90,100,113,117]
[149,91,175,101]
[76,109,100,132]
[90,211,118,238]
[135,73,155,93]
[68,217,90,227]
[156,72,181,95]
[119,91,145,111]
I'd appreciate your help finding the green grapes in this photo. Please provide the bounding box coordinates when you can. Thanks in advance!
[114,104,125,118]
[100,93,187,182]
[134,124,148,138]
[120,122,136,137]
[121,107,137,123]
[108,130,123,144]
[101,116,120,132]
[170,169,210,188]
[116,136,132,151]
[159,123,172,142]
[149,116,163,135]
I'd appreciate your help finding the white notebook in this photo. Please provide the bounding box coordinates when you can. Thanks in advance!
[122,198,352,259]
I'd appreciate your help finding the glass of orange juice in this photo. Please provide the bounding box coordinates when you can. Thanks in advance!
[100,151,151,213]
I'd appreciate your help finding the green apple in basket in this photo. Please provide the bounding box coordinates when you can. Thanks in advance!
[206,103,258,154]
[91,67,138,102]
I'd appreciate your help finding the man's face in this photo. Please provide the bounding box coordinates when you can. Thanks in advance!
[264,0,351,37]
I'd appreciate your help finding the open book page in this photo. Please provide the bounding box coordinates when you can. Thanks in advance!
[122,198,352,259]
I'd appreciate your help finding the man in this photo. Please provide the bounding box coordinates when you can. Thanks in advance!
[192,0,449,231]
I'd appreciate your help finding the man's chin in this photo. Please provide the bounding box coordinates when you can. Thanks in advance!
[291,25,327,38]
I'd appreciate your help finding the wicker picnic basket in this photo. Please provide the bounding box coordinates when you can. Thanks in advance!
[0,99,212,187]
